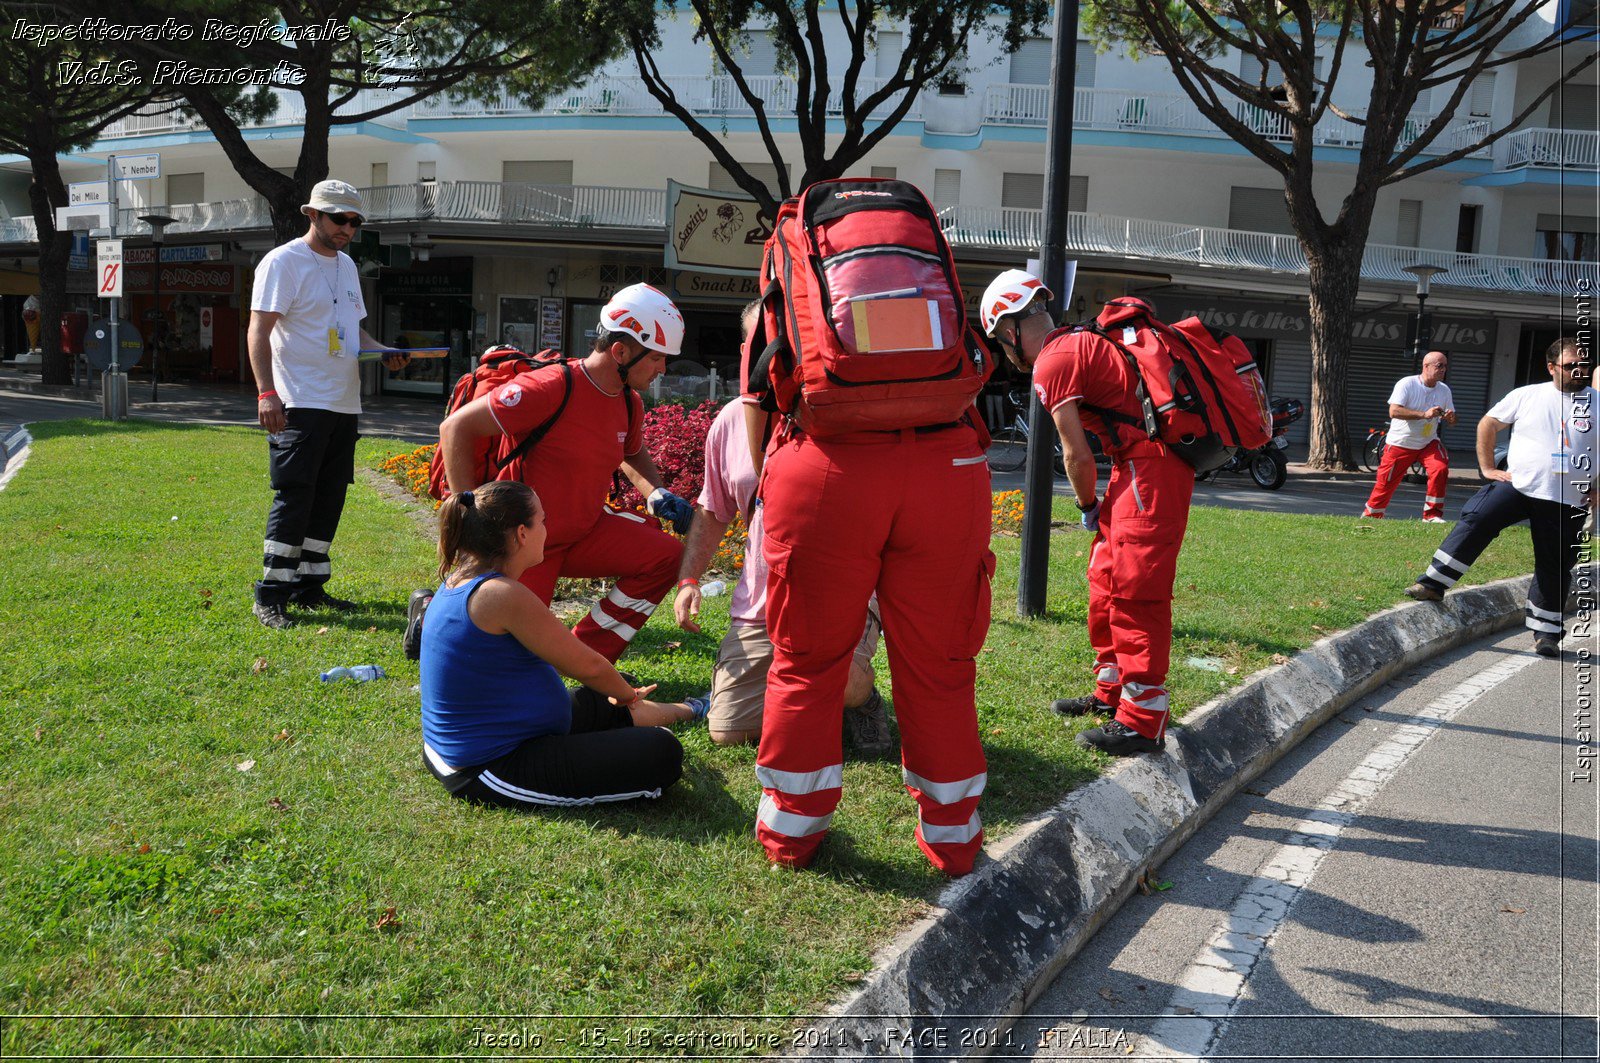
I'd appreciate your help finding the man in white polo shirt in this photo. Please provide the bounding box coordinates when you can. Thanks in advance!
[249,179,408,629]
[1407,337,1596,657]
[1363,350,1456,522]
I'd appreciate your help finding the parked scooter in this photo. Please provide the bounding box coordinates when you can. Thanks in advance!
[1197,398,1305,491]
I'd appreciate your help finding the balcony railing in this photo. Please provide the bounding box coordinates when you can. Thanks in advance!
[6,183,1591,297]
[410,75,920,122]
[1496,127,1600,170]
[94,90,415,139]
[937,205,1598,296]
[983,85,1491,158]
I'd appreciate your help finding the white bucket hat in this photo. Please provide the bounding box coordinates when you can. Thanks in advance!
[301,179,366,220]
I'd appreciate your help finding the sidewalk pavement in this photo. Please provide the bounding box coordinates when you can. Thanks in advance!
[0,362,443,444]
[801,569,1594,1059]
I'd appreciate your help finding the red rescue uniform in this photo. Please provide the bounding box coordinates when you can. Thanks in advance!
[488,364,681,661]
[755,421,995,875]
[1363,439,1450,521]
[1033,324,1194,742]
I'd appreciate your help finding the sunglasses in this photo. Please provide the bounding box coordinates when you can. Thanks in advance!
[320,212,363,228]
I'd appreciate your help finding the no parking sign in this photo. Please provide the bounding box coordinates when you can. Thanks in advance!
[96,239,123,298]
[199,307,213,347]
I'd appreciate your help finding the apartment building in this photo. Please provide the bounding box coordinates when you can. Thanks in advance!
[0,3,1594,446]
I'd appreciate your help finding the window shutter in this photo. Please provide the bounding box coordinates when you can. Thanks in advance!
[1469,73,1495,117]
[1397,199,1422,247]
[1077,41,1097,88]
[1228,186,1293,234]
[1008,39,1053,85]
[933,169,961,207]
[167,172,204,207]
[1557,84,1598,131]
[875,32,902,78]
[502,161,574,185]
[1001,172,1044,209]
[870,166,897,179]
[1070,175,1088,213]
[370,162,388,187]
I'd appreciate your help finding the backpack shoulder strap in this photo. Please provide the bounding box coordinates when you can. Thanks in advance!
[1082,322,1160,441]
[492,360,575,472]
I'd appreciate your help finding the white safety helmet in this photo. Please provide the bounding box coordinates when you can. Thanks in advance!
[598,283,685,357]
[979,268,1052,338]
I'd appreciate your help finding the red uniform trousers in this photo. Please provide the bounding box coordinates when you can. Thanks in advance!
[1087,442,1193,742]
[517,506,682,662]
[756,426,994,875]
[1362,439,1449,520]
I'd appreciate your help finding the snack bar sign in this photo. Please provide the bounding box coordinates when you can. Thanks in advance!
[97,239,124,298]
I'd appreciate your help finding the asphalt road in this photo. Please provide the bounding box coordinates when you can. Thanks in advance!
[1018,626,1598,1061]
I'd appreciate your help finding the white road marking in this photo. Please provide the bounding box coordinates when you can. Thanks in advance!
[1139,652,1539,1060]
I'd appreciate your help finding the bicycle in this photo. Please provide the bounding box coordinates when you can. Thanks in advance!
[988,387,1067,474]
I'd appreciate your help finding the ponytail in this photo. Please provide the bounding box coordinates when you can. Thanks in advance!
[437,480,538,581]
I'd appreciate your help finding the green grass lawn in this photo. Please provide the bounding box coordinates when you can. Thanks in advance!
[0,419,1534,1056]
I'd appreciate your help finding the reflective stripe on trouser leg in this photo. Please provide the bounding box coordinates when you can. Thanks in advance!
[903,768,986,866]
[1525,602,1564,635]
[1421,441,1450,519]
[261,539,301,584]
[1120,680,1172,741]
[1416,481,1528,595]
[562,509,684,662]
[296,535,333,589]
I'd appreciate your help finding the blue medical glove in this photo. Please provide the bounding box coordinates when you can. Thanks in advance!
[648,488,695,535]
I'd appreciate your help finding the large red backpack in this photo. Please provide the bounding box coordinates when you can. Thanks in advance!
[1081,298,1272,472]
[743,177,991,436]
[426,345,574,500]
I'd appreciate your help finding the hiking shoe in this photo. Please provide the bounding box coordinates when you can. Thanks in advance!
[1422,516,1447,524]
[1405,582,1444,603]
[684,693,712,722]
[252,601,294,630]
[293,588,359,612]
[843,689,893,754]
[1076,719,1165,756]
[1535,634,1562,658]
[1051,693,1115,718]
[403,589,433,661]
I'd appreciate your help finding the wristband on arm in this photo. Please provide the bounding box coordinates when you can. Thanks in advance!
[677,578,700,589]
[257,390,277,400]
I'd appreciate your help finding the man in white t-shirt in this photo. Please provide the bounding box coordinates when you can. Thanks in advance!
[672,304,889,751]
[248,180,408,629]
[1363,350,1456,522]
[1407,337,1597,657]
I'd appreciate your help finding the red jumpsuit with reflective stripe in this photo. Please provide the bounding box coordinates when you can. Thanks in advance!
[1033,323,1193,742]
[1362,439,1450,520]
[756,423,994,874]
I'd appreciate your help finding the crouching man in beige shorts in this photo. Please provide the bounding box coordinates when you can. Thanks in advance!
[673,317,890,750]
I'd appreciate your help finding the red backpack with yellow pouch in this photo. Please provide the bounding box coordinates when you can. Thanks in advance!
[742,177,991,436]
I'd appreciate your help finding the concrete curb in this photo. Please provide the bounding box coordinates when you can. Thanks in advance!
[804,573,1559,1060]
[0,425,32,490]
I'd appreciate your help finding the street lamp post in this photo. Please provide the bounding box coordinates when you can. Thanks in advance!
[1402,264,1446,374]
[139,213,177,401]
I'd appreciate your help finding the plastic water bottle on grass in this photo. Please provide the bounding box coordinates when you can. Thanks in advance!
[701,580,726,598]
[320,664,386,683]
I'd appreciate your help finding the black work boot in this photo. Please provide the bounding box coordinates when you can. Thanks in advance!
[252,601,294,630]
[1535,633,1562,658]
[1076,719,1165,756]
[292,587,359,612]
[1051,693,1115,718]
[843,688,893,755]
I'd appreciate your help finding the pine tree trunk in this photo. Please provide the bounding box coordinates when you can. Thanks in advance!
[1304,240,1364,469]
[28,157,71,386]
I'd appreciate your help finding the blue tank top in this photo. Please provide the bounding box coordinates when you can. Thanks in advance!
[420,574,571,767]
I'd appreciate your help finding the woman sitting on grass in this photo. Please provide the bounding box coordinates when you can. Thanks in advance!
[421,480,694,808]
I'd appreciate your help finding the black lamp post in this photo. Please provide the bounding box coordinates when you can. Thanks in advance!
[139,213,176,400]
[1402,264,1446,374]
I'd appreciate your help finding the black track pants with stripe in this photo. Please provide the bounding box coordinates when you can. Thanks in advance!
[257,408,358,606]
[424,686,683,809]
[1415,479,1589,633]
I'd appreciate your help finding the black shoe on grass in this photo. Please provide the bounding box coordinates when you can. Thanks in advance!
[1405,582,1444,603]
[1051,693,1115,718]
[252,601,294,630]
[1076,719,1165,756]
[293,588,359,612]
[403,589,433,661]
